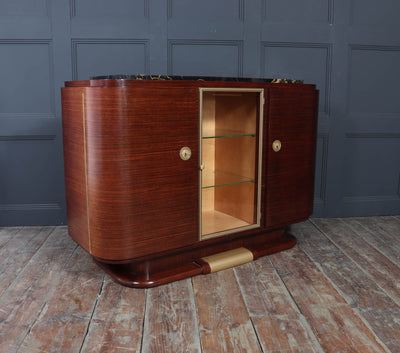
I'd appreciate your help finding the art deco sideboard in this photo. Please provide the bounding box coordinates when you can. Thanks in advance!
[61,75,318,287]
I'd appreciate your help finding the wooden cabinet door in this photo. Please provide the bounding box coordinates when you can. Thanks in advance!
[265,86,318,227]
[83,86,199,260]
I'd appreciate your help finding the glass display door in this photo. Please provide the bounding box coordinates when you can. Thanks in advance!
[199,88,264,240]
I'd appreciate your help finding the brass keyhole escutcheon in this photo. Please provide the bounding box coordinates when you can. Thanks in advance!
[272,140,282,152]
[179,146,192,160]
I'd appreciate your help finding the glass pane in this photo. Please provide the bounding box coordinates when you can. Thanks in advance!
[202,169,255,189]
[200,89,263,239]
[202,128,256,139]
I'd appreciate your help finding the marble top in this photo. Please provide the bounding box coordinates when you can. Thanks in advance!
[90,74,303,84]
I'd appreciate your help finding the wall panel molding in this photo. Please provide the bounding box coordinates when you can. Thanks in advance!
[0,203,61,211]
[315,134,329,203]
[0,113,57,138]
[0,113,56,119]
[0,135,56,141]
[342,195,400,203]
[349,44,400,52]
[345,133,400,139]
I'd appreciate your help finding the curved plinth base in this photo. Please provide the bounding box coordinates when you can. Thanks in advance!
[94,230,297,288]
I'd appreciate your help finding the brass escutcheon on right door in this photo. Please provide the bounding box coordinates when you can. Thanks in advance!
[272,140,282,152]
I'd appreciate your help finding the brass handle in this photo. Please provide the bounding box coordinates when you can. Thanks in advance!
[272,140,282,152]
[179,146,192,160]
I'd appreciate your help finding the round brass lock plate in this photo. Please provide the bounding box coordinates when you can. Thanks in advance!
[272,140,282,152]
[179,146,192,160]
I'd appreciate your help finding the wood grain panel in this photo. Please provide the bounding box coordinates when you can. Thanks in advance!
[62,87,90,253]
[83,86,199,260]
[62,79,316,286]
[266,87,319,227]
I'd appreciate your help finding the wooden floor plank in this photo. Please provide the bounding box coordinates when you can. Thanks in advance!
[235,258,324,353]
[345,217,400,267]
[292,220,400,352]
[0,226,54,296]
[312,218,400,305]
[193,269,262,353]
[80,278,146,353]
[17,247,104,353]
[270,244,389,353]
[0,227,77,353]
[1,217,400,353]
[141,278,202,353]
[0,227,23,248]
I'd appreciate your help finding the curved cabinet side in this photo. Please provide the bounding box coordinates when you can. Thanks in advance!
[61,87,91,253]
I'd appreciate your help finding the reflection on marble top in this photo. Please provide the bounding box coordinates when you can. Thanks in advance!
[90,74,303,84]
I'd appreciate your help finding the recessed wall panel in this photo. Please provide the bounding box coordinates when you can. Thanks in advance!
[351,0,400,26]
[0,42,52,114]
[343,137,400,199]
[262,44,330,113]
[0,139,61,205]
[168,0,242,21]
[263,0,330,23]
[72,0,147,18]
[168,41,242,76]
[0,0,48,16]
[349,47,400,115]
[73,40,148,80]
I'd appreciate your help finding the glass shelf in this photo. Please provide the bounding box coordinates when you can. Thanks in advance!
[202,129,256,139]
[202,169,255,189]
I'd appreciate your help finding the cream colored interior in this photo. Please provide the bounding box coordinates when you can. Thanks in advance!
[200,89,262,240]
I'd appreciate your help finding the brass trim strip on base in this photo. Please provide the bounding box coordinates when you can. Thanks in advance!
[201,247,254,273]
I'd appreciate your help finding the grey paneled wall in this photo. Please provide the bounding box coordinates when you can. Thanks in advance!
[0,0,399,225]
[0,0,65,225]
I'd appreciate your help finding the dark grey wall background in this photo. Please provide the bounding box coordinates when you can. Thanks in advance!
[1,0,399,225]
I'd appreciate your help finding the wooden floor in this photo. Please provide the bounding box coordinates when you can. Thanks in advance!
[1,216,400,352]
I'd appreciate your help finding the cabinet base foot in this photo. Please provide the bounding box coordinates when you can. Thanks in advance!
[94,229,296,288]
